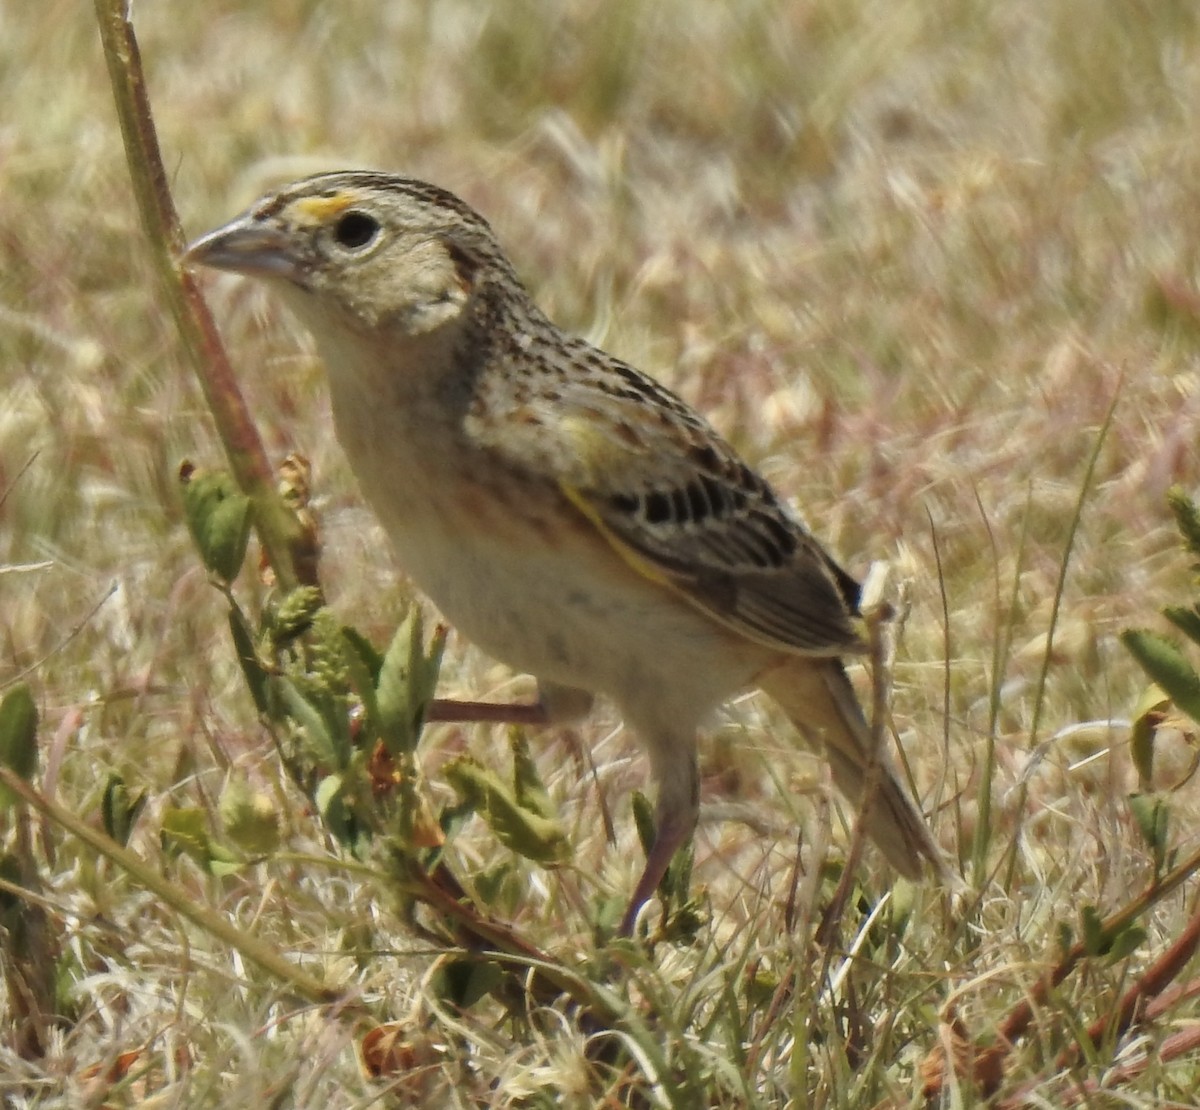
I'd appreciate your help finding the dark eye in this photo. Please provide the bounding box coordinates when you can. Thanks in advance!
[332,210,380,250]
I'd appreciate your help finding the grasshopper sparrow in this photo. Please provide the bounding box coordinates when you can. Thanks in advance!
[186,171,943,934]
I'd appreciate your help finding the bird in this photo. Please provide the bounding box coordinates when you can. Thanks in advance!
[185,170,943,935]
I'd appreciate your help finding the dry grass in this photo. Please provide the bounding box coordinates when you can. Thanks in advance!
[3,0,1200,1105]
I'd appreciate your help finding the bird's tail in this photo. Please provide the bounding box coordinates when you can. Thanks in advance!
[759,658,944,881]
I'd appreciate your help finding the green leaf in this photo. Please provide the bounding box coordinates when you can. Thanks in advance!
[433,956,504,1010]
[1166,486,1200,564]
[1128,793,1170,869]
[1081,904,1106,956]
[1105,924,1147,965]
[160,806,212,866]
[0,684,38,808]
[660,893,705,942]
[473,859,515,907]
[444,756,569,864]
[101,774,146,847]
[180,465,252,582]
[1078,905,1145,962]
[275,678,343,770]
[1121,629,1200,725]
[438,795,475,843]
[0,686,37,776]
[1163,605,1200,649]
[375,609,443,756]
[228,609,269,715]
[314,773,359,850]
[592,893,627,934]
[1129,684,1168,791]
[664,841,694,905]
[340,628,382,736]
[340,626,384,684]
[627,788,694,913]
[424,626,447,693]
[631,790,655,858]
[314,773,344,820]
[375,611,420,755]
[219,777,281,856]
[511,730,556,821]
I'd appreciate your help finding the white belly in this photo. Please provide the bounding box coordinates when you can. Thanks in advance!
[396,506,757,701]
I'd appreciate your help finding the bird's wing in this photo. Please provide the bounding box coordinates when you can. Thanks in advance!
[470,339,866,657]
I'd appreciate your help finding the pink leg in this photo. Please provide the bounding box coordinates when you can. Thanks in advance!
[618,811,695,936]
[618,747,700,937]
[426,698,549,726]
[426,682,594,728]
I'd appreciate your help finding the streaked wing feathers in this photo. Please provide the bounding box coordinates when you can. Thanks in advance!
[581,459,866,656]
[475,338,866,657]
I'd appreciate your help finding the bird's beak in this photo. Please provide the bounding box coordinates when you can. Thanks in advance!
[183,217,305,282]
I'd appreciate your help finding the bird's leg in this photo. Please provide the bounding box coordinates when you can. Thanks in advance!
[426,681,594,728]
[426,699,549,725]
[618,744,700,937]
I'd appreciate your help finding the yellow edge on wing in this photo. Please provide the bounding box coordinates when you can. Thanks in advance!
[557,480,862,659]
[557,480,673,588]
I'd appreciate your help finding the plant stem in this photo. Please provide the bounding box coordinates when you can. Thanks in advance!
[93,0,302,591]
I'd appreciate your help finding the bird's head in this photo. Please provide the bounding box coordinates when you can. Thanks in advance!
[185,171,516,337]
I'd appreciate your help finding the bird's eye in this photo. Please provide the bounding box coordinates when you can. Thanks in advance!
[332,210,380,250]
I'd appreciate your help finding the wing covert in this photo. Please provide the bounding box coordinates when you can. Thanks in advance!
[466,331,865,656]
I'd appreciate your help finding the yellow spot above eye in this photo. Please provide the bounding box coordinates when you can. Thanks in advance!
[291,193,355,225]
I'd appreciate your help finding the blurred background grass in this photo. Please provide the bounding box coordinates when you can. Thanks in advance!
[3,0,1200,1103]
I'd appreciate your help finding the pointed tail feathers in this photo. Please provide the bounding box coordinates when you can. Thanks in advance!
[760,659,944,881]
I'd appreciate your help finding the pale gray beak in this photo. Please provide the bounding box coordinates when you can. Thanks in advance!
[184,218,306,282]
